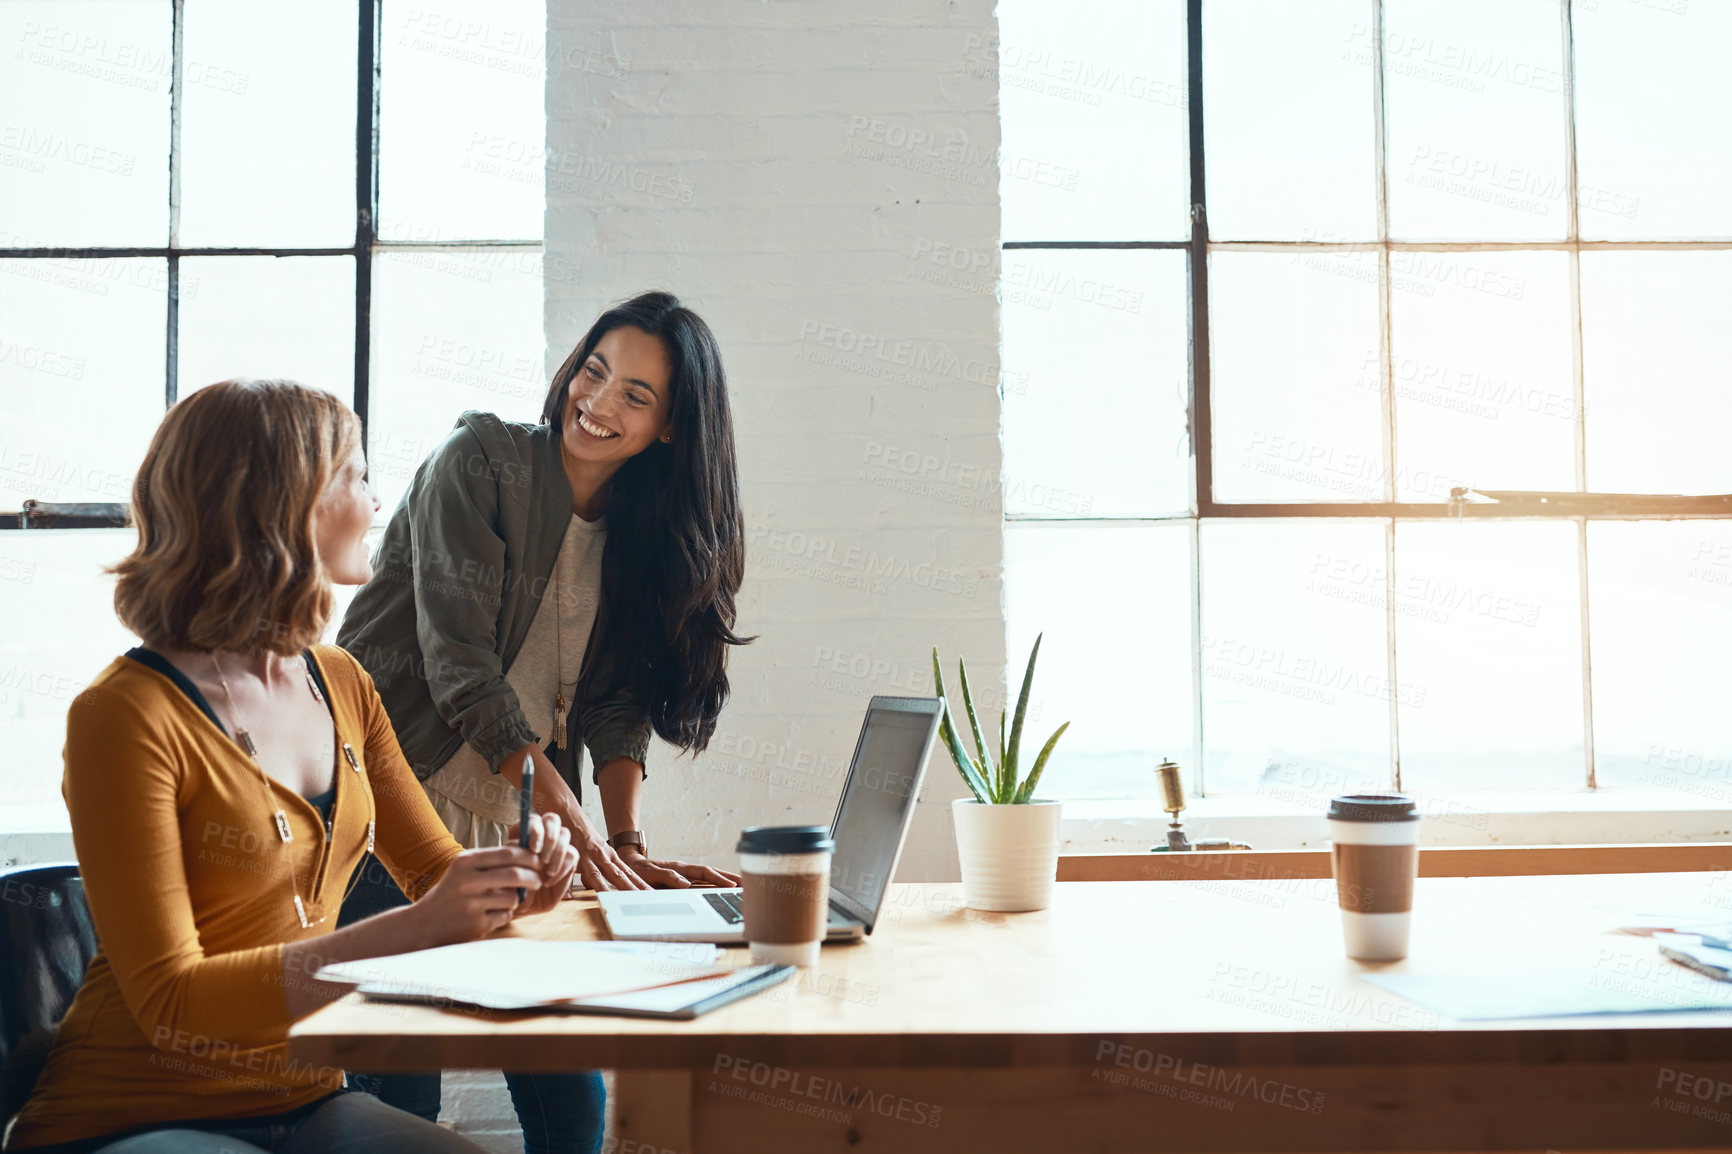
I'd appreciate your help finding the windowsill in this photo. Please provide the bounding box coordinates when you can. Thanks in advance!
[0,804,77,867]
[1062,788,1732,852]
[7,792,1732,868]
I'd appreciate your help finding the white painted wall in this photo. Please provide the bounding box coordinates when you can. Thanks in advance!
[545,0,1005,883]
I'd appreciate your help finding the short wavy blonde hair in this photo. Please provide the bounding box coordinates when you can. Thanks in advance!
[113,379,361,656]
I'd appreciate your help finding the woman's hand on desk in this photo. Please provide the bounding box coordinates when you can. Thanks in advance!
[499,741,649,893]
[571,817,654,892]
[617,850,741,889]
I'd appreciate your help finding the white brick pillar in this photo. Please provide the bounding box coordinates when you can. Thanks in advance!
[545,1,1005,881]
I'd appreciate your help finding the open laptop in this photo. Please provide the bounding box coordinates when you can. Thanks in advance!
[597,696,943,944]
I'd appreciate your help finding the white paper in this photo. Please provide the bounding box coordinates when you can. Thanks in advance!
[561,967,792,1015]
[315,939,724,1009]
[1365,971,1732,1020]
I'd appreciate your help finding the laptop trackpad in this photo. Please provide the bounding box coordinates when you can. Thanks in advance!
[618,899,703,918]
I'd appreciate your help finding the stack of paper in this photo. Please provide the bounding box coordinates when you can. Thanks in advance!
[316,939,726,1010]
[1364,972,1732,1020]
[1689,927,1732,950]
[1655,933,1732,982]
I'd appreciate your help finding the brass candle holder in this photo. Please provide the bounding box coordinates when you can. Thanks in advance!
[1152,758,1251,852]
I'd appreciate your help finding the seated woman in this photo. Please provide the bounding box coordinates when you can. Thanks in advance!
[3,380,578,1154]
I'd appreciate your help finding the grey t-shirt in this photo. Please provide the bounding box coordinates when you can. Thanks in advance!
[423,512,606,833]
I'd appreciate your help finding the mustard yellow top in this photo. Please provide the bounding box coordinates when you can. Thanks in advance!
[5,645,464,1150]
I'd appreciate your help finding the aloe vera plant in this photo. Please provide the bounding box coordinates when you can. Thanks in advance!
[932,634,1071,804]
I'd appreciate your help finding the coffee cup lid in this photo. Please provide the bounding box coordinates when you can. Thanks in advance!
[735,825,836,855]
[1327,794,1419,823]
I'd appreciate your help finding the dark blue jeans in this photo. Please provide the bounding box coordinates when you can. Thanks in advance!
[339,856,606,1154]
[23,1090,483,1154]
[341,1069,604,1154]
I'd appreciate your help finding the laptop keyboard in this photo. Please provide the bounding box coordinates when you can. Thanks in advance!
[703,891,746,925]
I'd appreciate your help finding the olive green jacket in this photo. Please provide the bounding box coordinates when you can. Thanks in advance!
[337,411,651,789]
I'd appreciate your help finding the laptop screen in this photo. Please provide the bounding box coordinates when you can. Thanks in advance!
[828,702,939,926]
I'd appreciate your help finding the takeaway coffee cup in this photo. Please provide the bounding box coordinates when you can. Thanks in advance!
[736,825,836,967]
[1327,794,1421,961]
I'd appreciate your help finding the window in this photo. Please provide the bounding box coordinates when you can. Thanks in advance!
[0,0,549,809]
[1000,0,1732,804]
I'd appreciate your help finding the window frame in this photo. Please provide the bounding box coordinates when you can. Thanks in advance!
[0,0,542,531]
[1002,0,1732,795]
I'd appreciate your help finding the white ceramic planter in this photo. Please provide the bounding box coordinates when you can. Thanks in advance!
[951,798,1063,912]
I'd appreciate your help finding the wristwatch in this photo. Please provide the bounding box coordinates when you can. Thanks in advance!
[609,830,647,857]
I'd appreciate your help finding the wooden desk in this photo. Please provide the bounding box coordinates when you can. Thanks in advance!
[292,875,1732,1152]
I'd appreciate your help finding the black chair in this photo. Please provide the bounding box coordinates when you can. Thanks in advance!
[0,863,98,1126]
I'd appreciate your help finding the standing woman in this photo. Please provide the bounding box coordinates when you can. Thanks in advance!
[335,291,750,1150]
[3,380,577,1154]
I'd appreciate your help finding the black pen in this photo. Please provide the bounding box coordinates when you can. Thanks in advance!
[518,754,535,905]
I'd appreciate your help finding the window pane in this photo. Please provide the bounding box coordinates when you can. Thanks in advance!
[1005,522,1193,800]
[370,250,546,515]
[996,0,1188,241]
[0,1,170,246]
[179,0,356,246]
[1574,0,1732,240]
[0,530,138,811]
[379,0,546,242]
[1590,522,1732,799]
[1203,0,1375,241]
[1200,520,1391,796]
[1,258,165,503]
[177,257,355,397]
[1209,252,1384,502]
[1002,250,1189,517]
[1393,521,1583,791]
[1390,251,1575,500]
[1384,0,1569,240]
[1581,251,1732,495]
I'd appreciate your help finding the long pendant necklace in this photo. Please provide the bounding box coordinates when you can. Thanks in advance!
[552,564,577,751]
[213,653,374,928]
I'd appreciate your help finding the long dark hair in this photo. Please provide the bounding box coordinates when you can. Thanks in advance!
[541,292,750,754]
